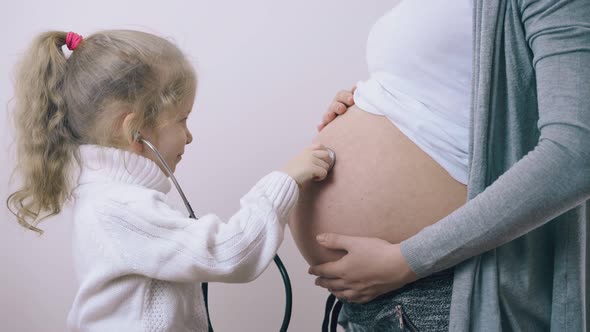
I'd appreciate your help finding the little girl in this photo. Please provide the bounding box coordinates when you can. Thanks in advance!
[7,30,334,331]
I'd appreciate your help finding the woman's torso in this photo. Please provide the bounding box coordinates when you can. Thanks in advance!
[289,1,473,265]
[290,106,467,265]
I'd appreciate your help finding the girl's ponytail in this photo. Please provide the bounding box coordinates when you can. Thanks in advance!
[7,31,79,233]
[8,29,196,234]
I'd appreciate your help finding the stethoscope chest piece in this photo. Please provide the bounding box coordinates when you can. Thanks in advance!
[327,148,336,171]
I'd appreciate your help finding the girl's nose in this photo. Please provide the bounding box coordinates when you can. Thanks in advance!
[185,129,193,145]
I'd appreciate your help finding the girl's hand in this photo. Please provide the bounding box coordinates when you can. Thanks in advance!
[308,233,418,304]
[281,144,334,188]
[317,86,356,132]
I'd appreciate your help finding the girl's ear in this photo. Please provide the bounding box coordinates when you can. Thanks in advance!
[122,112,143,154]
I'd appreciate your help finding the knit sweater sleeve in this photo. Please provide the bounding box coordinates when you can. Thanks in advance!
[400,0,590,277]
[97,171,299,283]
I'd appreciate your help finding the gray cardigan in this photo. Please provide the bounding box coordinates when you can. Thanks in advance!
[400,0,590,330]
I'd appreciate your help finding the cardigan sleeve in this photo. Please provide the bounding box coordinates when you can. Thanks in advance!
[400,0,590,277]
[97,171,299,283]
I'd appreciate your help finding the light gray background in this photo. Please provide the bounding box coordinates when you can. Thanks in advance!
[0,1,399,331]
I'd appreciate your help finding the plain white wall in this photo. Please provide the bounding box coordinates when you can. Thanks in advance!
[0,1,398,331]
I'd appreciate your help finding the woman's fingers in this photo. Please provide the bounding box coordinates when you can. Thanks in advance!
[317,278,383,304]
[316,110,337,132]
[316,233,358,251]
[308,260,343,279]
[315,277,349,291]
[310,238,418,303]
[333,90,355,106]
[330,290,371,303]
[317,87,356,132]
[330,101,348,115]
[322,109,338,125]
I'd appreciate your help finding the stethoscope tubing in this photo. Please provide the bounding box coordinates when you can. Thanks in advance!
[138,135,294,331]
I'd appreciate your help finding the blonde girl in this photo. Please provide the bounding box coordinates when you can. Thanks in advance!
[7,30,333,331]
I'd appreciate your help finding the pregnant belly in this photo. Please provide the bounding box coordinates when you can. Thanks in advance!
[289,106,467,266]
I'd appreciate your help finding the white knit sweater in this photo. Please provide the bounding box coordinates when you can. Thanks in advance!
[65,145,299,331]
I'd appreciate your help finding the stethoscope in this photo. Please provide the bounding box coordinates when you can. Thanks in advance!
[136,133,336,332]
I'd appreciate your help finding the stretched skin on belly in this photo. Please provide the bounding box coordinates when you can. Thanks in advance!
[289,106,467,266]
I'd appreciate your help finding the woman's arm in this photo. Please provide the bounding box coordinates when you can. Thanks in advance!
[401,0,590,276]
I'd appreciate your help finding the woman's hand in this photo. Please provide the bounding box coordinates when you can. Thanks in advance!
[308,233,418,304]
[317,86,356,132]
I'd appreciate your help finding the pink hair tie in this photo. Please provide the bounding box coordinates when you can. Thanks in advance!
[66,32,83,51]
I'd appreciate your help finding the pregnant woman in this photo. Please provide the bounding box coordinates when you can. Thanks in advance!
[290,0,590,331]
[291,1,471,330]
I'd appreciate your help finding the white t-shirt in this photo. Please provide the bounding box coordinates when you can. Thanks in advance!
[354,0,473,184]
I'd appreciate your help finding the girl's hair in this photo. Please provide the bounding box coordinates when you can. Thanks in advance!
[7,30,196,233]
